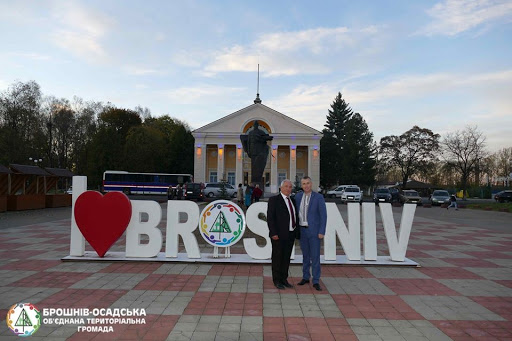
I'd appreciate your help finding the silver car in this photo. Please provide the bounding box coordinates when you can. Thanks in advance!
[204,183,237,198]
[341,186,362,203]
[429,190,450,206]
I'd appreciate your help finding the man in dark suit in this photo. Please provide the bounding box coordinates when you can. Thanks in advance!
[294,176,327,291]
[267,179,300,289]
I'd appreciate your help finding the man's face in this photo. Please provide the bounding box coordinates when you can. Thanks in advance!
[301,179,312,193]
[281,181,292,196]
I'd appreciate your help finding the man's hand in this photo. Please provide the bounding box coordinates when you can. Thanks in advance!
[318,234,324,239]
[271,235,279,240]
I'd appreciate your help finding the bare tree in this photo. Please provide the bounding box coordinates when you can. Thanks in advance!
[443,126,487,198]
[379,126,440,189]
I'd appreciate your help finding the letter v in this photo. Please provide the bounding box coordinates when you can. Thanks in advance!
[379,203,416,261]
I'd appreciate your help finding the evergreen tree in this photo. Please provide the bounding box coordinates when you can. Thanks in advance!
[321,93,353,187]
[321,93,375,188]
[344,113,377,187]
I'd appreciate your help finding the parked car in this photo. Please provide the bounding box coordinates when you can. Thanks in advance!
[183,183,204,201]
[494,190,512,203]
[327,185,357,198]
[341,186,362,203]
[204,182,237,198]
[400,190,422,205]
[429,190,451,206]
[373,188,392,204]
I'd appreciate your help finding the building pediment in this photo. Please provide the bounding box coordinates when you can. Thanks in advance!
[192,103,321,137]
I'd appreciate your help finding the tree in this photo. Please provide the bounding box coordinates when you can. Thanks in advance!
[343,113,377,186]
[71,98,101,175]
[146,115,194,174]
[443,126,487,197]
[123,125,166,172]
[86,108,142,186]
[0,80,44,165]
[321,93,376,188]
[320,93,353,187]
[379,126,440,189]
[494,147,512,182]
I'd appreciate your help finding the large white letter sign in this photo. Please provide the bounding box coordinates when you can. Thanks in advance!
[380,203,416,261]
[324,203,361,261]
[166,201,200,258]
[243,202,271,260]
[70,176,87,256]
[362,203,377,261]
[126,201,163,257]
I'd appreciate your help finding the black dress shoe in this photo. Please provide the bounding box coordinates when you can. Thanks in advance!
[313,283,322,291]
[297,279,310,286]
[274,282,285,289]
[283,280,293,288]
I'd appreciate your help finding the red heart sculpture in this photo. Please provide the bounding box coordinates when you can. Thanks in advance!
[74,191,132,257]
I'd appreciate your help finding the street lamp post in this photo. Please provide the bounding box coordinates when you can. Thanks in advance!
[47,112,53,167]
[28,157,43,194]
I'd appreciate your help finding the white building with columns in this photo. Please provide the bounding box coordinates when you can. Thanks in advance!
[192,99,322,194]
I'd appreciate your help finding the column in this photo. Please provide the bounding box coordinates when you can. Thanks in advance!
[289,145,297,185]
[194,144,205,183]
[217,144,224,182]
[270,144,278,193]
[236,144,243,187]
[308,145,320,190]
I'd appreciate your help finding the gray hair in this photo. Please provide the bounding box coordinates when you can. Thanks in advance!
[280,179,292,187]
[301,176,312,181]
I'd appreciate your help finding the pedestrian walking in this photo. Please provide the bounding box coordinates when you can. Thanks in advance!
[447,194,458,210]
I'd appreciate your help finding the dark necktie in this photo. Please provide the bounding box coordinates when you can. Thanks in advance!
[286,197,296,229]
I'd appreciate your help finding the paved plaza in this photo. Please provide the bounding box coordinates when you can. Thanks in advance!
[0,203,511,340]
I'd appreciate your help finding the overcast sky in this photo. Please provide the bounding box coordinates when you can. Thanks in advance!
[1,0,511,152]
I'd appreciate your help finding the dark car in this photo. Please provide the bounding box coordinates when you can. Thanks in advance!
[373,188,392,204]
[494,190,512,203]
[183,183,204,201]
[429,190,451,206]
[400,190,422,205]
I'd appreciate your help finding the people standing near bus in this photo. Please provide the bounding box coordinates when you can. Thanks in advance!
[252,184,263,202]
[237,183,244,206]
[176,184,183,200]
[167,185,174,200]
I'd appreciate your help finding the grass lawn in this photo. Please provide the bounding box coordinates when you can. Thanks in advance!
[466,202,512,213]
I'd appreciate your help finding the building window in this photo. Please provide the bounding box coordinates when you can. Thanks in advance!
[227,172,235,186]
[265,172,270,187]
[209,171,218,183]
[278,172,286,186]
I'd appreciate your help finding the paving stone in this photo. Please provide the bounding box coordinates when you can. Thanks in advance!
[111,289,193,315]
[423,250,476,258]
[155,263,212,275]
[322,277,395,295]
[0,286,62,306]
[70,272,148,290]
[438,278,512,296]
[401,295,506,321]
[464,267,512,280]
[410,258,454,267]
[0,270,37,286]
